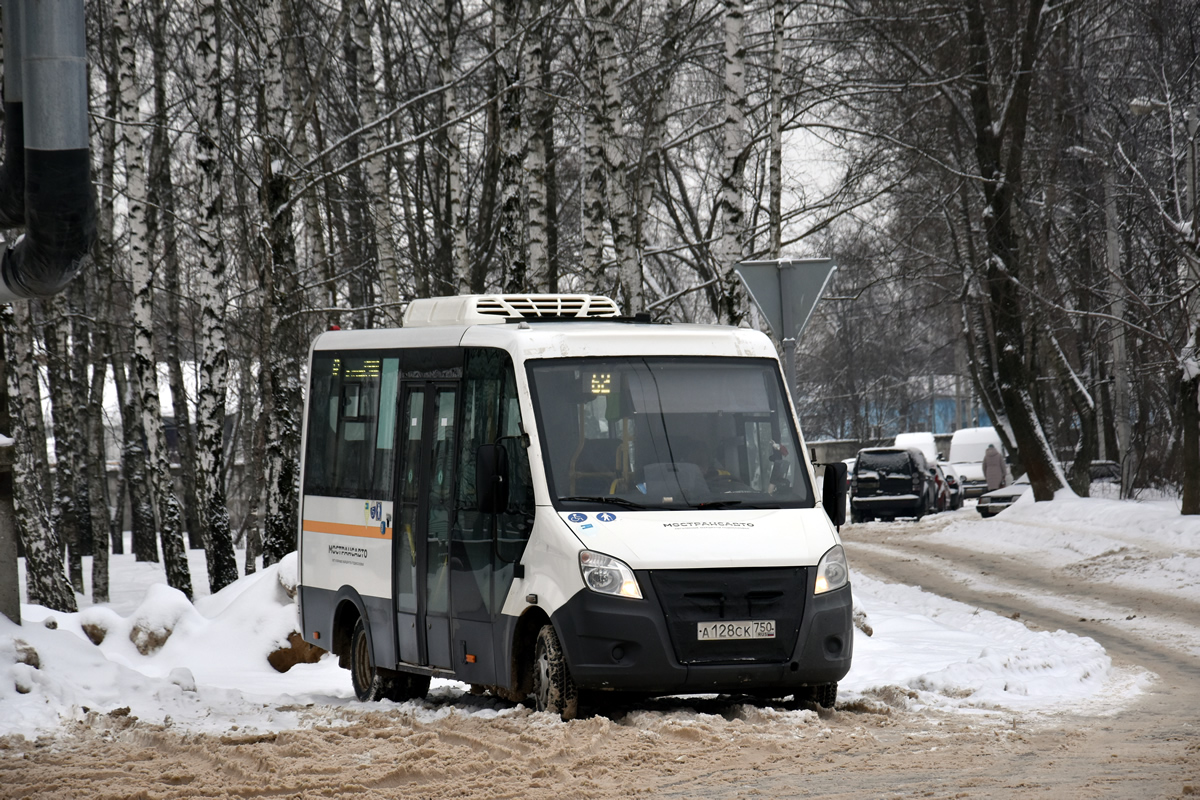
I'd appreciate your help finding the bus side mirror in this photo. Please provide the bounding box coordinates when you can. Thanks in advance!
[822,462,847,527]
[476,443,509,514]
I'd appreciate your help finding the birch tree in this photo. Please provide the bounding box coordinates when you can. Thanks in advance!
[2,303,75,612]
[523,0,549,291]
[42,296,83,588]
[117,0,192,598]
[585,0,640,312]
[716,0,748,325]
[352,0,402,317]
[194,0,239,592]
[495,0,526,292]
[440,0,471,294]
[257,0,303,565]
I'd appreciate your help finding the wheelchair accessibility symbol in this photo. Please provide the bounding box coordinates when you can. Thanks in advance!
[567,513,587,523]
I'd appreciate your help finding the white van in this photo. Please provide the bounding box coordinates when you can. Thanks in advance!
[893,432,938,463]
[948,426,1003,497]
[296,295,852,719]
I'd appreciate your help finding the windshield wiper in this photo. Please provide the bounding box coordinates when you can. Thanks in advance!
[559,495,649,509]
[696,500,744,509]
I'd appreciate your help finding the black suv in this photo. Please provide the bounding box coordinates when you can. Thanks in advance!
[850,446,937,523]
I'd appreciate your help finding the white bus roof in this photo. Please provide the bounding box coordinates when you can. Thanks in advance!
[310,296,778,361]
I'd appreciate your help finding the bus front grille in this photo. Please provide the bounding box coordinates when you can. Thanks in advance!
[647,567,807,665]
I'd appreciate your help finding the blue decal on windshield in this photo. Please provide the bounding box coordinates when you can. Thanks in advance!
[568,513,587,523]
[597,512,617,523]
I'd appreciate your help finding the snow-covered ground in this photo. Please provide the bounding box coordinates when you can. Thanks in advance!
[2,491,1195,740]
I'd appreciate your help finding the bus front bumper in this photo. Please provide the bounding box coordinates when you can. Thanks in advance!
[550,579,853,695]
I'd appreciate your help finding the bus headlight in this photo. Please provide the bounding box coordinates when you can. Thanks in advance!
[814,544,849,595]
[579,550,643,599]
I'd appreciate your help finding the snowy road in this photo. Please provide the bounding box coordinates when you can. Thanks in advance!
[3,496,1198,798]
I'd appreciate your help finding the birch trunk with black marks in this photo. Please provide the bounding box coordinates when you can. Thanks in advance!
[85,332,111,602]
[1,304,75,612]
[523,0,549,292]
[150,0,203,550]
[352,0,400,316]
[118,0,192,598]
[495,0,526,293]
[284,0,334,324]
[633,0,680,262]
[717,0,748,325]
[581,6,606,296]
[441,0,471,294]
[768,0,783,259]
[194,0,239,592]
[42,296,83,589]
[586,0,640,312]
[113,350,157,562]
[258,0,302,567]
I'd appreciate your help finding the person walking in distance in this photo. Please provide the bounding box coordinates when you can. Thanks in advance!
[982,444,1006,492]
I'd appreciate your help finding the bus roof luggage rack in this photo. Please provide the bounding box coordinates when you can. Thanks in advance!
[403,294,621,327]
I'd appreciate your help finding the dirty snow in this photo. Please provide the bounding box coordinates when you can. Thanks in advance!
[2,493,1195,740]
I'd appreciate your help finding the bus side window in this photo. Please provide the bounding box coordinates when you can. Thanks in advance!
[303,353,399,498]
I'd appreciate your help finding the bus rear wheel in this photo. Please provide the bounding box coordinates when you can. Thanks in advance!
[350,617,431,703]
[350,617,384,702]
[532,624,578,720]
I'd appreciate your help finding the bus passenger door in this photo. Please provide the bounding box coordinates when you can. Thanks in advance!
[394,382,458,670]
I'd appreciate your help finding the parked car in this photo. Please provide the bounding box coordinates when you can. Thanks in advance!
[976,474,1031,518]
[949,426,1005,498]
[939,461,965,510]
[851,446,937,522]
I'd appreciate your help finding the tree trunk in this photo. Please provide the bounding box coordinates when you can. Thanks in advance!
[42,296,83,588]
[440,0,470,294]
[964,0,1062,501]
[581,6,606,296]
[284,0,335,323]
[86,328,111,603]
[258,0,302,566]
[523,0,549,292]
[149,0,203,550]
[587,0,640,312]
[768,0,783,259]
[194,0,240,592]
[495,0,526,293]
[352,0,401,316]
[1,304,76,612]
[1182,322,1200,514]
[119,0,193,599]
[717,0,748,325]
[112,351,157,562]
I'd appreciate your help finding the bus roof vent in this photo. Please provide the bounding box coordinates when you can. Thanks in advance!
[403,294,620,326]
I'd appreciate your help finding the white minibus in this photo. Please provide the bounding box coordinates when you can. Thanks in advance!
[297,294,852,719]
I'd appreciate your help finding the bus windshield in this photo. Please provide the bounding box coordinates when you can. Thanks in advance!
[528,357,814,510]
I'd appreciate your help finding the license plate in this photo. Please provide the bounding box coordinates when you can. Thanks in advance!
[697,620,776,641]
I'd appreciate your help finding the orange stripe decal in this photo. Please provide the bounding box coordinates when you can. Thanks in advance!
[303,519,393,539]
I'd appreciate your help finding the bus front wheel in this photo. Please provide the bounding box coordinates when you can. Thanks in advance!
[532,624,578,720]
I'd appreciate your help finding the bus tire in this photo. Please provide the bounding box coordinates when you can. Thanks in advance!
[533,624,578,720]
[350,617,387,702]
[798,682,838,709]
[379,669,431,703]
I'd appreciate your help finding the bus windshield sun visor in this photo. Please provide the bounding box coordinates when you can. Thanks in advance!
[0,0,97,302]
